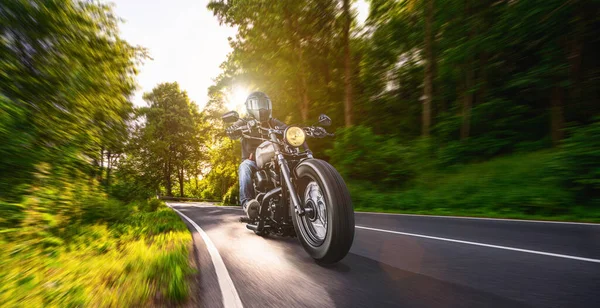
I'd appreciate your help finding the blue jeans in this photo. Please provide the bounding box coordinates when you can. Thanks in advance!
[239,159,257,206]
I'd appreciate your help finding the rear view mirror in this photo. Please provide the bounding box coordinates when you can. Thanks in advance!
[222,111,239,123]
[317,114,331,127]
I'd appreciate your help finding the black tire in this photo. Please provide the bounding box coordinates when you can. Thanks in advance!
[292,159,355,264]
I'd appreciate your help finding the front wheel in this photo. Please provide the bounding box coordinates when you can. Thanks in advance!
[292,159,355,264]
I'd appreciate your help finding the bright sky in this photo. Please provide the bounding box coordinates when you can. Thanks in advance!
[111,0,369,110]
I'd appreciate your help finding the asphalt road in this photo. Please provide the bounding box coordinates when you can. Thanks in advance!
[168,202,600,308]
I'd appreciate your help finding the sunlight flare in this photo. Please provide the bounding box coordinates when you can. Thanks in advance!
[225,86,250,114]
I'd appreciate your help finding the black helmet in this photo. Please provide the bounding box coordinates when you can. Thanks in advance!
[245,91,272,122]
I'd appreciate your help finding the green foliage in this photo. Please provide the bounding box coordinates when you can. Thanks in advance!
[351,151,586,219]
[327,126,418,186]
[0,0,144,200]
[222,184,240,205]
[80,196,131,225]
[148,198,164,212]
[552,119,600,206]
[0,202,25,229]
[205,0,600,211]
[119,82,206,198]
[0,2,203,306]
[204,0,599,211]
[208,0,352,125]
[144,241,191,302]
[109,178,155,204]
[0,193,193,307]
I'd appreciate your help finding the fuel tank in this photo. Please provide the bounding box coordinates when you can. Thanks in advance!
[255,141,276,169]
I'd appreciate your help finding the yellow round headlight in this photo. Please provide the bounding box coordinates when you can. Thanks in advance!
[285,126,306,147]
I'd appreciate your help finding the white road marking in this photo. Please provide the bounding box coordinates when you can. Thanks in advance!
[171,202,600,226]
[356,225,600,263]
[170,203,241,210]
[169,205,244,308]
[172,203,599,263]
[356,211,600,226]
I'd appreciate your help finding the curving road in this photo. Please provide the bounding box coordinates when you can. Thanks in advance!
[168,202,600,308]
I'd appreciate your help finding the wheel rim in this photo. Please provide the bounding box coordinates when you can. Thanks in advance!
[300,181,328,246]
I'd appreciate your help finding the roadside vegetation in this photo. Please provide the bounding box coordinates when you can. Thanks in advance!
[330,122,600,222]
[1,1,194,306]
[0,197,193,306]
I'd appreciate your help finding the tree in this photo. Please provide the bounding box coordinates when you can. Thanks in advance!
[422,0,434,136]
[0,0,142,200]
[208,0,353,125]
[342,0,354,127]
[139,82,199,197]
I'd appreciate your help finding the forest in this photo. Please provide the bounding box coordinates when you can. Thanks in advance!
[197,0,600,219]
[0,0,599,305]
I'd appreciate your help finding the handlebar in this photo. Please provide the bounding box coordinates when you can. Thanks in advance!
[303,126,335,138]
[226,120,333,140]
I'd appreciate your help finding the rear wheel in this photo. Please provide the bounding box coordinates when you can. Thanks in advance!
[292,159,354,264]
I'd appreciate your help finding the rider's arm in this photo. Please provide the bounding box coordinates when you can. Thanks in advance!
[230,119,246,129]
[226,119,246,139]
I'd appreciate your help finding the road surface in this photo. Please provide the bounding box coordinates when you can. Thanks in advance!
[168,202,600,308]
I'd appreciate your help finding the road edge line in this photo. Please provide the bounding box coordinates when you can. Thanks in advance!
[169,205,244,308]
[355,211,600,226]
[356,225,600,263]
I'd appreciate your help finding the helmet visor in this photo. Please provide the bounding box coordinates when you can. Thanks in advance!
[247,97,271,110]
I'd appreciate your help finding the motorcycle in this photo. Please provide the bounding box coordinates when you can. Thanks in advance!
[222,111,355,264]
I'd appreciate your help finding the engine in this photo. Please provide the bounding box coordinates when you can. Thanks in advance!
[253,162,279,193]
[254,170,270,192]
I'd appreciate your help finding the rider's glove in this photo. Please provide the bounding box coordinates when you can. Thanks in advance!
[226,126,242,139]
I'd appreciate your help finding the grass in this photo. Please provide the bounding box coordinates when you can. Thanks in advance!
[0,199,194,307]
[349,151,600,223]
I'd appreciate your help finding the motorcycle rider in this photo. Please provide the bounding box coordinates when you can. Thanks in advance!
[226,92,287,219]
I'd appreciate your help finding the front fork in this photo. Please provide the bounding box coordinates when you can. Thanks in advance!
[271,132,305,215]
[277,153,304,215]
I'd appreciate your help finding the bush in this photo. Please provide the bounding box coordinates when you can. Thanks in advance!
[327,126,417,187]
[552,119,600,206]
[352,151,578,218]
[80,195,132,224]
[110,179,154,203]
[0,202,25,228]
[0,200,193,307]
[222,184,239,205]
[434,99,549,166]
[138,198,164,213]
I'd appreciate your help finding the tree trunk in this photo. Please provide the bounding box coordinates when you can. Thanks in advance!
[179,165,185,197]
[165,157,173,197]
[342,0,353,127]
[99,146,104,182]
[568,4,584,112]
[460,0,474,141]
[550,85,565,146]
[461,61,474,140]
[297,37,309,122]
[422,0,434,136]
[106,150,112,187]
[286,7,310,122]
[477,52,489,105]
[300,69,310,122]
